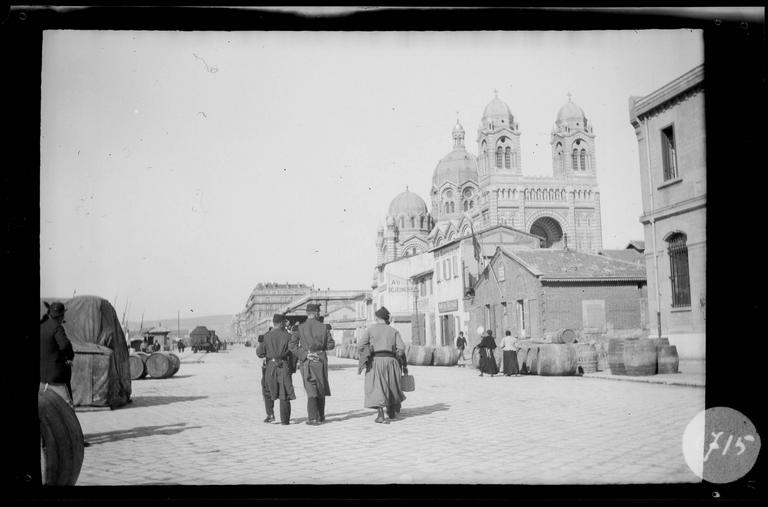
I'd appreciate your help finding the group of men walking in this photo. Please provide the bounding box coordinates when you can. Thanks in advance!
[256,304,409,425]
[256,303,334,426]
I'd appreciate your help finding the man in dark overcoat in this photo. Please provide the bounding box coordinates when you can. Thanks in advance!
[256,314,297,425]
[291,303,335,425]
[40,301,75,406]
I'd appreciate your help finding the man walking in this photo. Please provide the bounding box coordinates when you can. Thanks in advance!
[40,302,75,406]
[291,303,335,425]
[455,331,467,367]
[256,314,297,425]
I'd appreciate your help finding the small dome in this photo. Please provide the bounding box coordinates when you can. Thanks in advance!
[556,96,587,125]
[482,93,515,127]
[432,149,478,188]
[452,120,465,134]
[388,188,428,218]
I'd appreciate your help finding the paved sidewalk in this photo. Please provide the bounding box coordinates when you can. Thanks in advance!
[74,346,705,485]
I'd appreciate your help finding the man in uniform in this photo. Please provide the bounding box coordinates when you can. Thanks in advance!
[291,303,335,425]
[256,314,297,425]
[40,301,75,406]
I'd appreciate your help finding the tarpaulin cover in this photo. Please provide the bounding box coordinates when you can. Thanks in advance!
[40,296,131,408]
[189,326,211,347]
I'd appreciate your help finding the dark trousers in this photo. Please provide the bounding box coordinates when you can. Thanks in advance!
[264,397,291,422]
[307,396,326,421]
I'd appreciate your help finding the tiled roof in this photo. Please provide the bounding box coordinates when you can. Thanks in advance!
[598,249,645,266]
[626,240,645,251]
[509,249,647,281]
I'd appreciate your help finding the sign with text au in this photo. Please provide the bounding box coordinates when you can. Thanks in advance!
[438,299,459,313]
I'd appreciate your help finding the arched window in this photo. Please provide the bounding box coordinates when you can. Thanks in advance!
[668,233,691,307]
[420,216,425,228]
[463,201,468,211]
[444,202,450,214]
[450,202,455,213]
[470,200,474,209]
[504,147,511,169]
[400,217,404,229]
[572,149,579,171]
[410,216,416,228]
[495,147,503,167]
[580,149,586,171]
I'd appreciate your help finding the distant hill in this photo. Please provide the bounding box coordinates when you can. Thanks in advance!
[126,314,235,340]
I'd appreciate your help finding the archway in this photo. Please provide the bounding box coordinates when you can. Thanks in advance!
[530,216,564,248]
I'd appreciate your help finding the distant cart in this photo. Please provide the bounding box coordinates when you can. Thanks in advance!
[189,326,221,353]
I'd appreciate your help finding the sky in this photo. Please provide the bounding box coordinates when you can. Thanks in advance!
[40,29,704,321]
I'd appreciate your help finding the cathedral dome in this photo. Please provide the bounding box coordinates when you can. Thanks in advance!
[388,188,428,217]
[432,149,478,188]
[481,93,515,127]
[556,96,587,125]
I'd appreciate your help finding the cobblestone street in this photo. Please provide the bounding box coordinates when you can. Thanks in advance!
[74,345,704,485]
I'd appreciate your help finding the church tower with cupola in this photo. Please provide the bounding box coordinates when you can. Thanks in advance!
[477,90,522,186]
[551,93,597,178]
[376,187,432,264]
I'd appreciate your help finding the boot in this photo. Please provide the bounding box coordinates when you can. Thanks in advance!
[375,407,387,424]
[263,414,275,423]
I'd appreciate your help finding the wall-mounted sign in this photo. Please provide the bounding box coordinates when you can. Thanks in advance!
[438,299,459,313]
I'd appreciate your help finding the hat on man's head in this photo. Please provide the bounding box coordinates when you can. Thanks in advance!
[272,313,285,324]
[375,306,390,321]
[306,303,320,313]
[45,301,66,318]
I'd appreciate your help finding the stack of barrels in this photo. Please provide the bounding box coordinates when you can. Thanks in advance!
[130,352,181,379]
[606,336,679,376]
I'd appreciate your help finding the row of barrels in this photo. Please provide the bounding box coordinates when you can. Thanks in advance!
[129,352,181,380]
[607,337,679,376]
[335,343,460,367]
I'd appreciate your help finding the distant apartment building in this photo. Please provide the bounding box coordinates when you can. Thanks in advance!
[240,283,313,338]
[629,64,705,359]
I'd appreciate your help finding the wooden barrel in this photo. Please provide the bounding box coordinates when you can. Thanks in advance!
[575,343,598,374]
[167,353,181,377]
[128,354,147,380]
[407,345,434,366]
[623,339,657,376]
[526,346,539,375]
[536,344,578,376]
[549,328,577,344]
[516,347,527,373]
[657,345,680,374]
[607,338,626,375]
[135,351,149,363]
[432,346,459,366]
[146,352,174,379]
[39,387,85,485]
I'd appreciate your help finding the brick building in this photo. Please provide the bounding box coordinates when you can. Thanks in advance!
[629,64,705,359]
[466,247,647,351]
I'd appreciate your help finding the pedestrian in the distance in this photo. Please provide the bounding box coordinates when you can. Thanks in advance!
[477,330,499,377]
[455,331,467,367]
[40,301,75,406]
[291,303,335,426]
[357,306,407,423]
[257,314,297,425]
[500,330,520,376]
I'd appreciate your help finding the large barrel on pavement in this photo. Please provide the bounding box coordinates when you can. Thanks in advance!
[536,344,578,376]
[516,347,528,373]
[146,352,174,379]
[432,346,459,366]
[608,338,626,375]
[167,352,181,377]
[128,354,147,380]
[575,343,598,374]
[548,328,578,344]
[407,345,434,366]
[622,339,657,376]
[657,345,679,374]
[39,387,84,485]
[136,351,149,364]
[525,346,539,375]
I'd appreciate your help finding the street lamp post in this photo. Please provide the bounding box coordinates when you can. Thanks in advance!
[413,283,420,345]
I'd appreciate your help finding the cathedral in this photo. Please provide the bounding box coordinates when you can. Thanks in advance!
[376,92,603,264]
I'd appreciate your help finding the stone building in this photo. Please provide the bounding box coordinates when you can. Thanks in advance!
[466,247,648,352]
[375,91,604,266]
[629,64,705,360]
[239,283,313,339]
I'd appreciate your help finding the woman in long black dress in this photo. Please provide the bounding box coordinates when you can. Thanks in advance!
[477,330,499,377]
